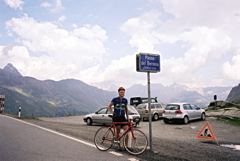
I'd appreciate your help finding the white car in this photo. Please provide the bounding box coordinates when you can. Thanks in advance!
[83,106,141,127]
[162,103,206,124]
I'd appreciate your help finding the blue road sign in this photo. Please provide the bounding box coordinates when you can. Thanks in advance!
[137,53,160,72]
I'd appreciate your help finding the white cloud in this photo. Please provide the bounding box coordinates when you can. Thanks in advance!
[50,0,64,13]
[119,1,239,88]
[120,10,161,53]
[41,2,52,8]
[58,15,66,22]
[2,0,240,90]
[41,0,64,13]
[84,54,144,90]
[223,55,240,80]
[4,0,24,10]
[3,15,108,81]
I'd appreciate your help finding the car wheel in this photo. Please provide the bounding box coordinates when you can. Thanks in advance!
[183,116,189,124]
[152,114,159,121]
[163,119,169,124]
[201,113,206,121]
[86,118,93,125]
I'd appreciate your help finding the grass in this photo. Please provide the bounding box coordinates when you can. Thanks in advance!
[216,115,240,127]
[21,115,40,120]
[5,113,40,120]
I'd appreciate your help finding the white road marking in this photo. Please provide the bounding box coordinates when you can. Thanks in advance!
[128,158,139,161]
[2,115,138,159]
[109,151,123,156]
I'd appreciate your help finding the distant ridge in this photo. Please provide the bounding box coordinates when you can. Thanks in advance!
[0,63,116,117]
[226,84,240,102]
[0,63,235,117]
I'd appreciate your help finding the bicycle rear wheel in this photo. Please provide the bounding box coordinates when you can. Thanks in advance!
[94,127,113,151]
[123,129,148,155]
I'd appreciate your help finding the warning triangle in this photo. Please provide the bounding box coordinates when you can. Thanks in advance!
[196,122,216,140]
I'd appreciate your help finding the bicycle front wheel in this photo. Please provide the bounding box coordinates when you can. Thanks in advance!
[123,129,148,155]
[94,127,113,151]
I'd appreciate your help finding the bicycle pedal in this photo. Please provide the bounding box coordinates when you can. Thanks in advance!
[112,137,120,144]
[112,140,120,144]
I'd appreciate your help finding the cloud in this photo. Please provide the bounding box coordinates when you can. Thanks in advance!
[120,10,161,53]
[156,0,240,87]
[85,54,145,90]
[4,0,24,10]
[2,0,240,90]
[58,15,66,22]
[41,0,64,13]
[41,2,52,8]
[119,2,240,88]
[3,15,108,81]
[223,55,240,80]
[161,0,240,29]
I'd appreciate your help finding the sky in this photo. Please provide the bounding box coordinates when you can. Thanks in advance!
[1,0,240,91]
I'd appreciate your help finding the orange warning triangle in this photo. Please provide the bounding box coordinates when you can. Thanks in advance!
[196,122,216,140]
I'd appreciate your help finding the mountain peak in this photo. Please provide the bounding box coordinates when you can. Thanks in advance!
[3,63,22,76]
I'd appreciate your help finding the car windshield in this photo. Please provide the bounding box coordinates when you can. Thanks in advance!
[128,106,139,115]
[165,104,180,110]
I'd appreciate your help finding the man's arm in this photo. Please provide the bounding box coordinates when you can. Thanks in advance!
[108,102,114,114]
[125,105,129,120]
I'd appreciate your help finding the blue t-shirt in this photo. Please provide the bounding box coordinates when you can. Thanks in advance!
[111,97,128,117]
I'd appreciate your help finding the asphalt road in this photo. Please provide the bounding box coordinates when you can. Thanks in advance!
[36,115,240,161]
[0,115,138,161]
[2,114,240,160]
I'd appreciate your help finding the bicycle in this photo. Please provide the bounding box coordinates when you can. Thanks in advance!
[94,116,148,155]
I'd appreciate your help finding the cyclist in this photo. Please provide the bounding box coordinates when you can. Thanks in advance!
[107,87,129,143]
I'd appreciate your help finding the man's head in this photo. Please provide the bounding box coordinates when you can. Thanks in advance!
[118,87,125,98]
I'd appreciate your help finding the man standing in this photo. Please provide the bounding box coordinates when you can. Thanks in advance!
[108,87,129,141]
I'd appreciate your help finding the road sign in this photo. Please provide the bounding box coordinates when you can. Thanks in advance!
[136,53,160,73]
[196,122,216,140]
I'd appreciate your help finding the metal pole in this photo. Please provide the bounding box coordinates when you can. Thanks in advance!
[147,71,153,151]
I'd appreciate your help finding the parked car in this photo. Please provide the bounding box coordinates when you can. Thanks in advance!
[162,103,206,124]
[130,97,158,107]
[83,106,141,127]
[135,103,165,121]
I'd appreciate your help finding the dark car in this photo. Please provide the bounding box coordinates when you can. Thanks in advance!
[130,97,158,107]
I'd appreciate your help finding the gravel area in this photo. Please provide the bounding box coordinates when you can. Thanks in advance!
[20,115,240,161]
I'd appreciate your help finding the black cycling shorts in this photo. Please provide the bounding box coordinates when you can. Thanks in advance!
[113,115,128,127]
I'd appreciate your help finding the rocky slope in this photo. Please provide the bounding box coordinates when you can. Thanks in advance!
[0,63,116,117]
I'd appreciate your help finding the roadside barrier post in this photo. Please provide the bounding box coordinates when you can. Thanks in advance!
[0,95,5,114]
[18,107,21,117]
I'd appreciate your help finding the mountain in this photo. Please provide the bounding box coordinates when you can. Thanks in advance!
[125,83,232,107]
[0,64,116,117]
[226,84,240,102]
[0,63,233,116]
[3,63,22,76]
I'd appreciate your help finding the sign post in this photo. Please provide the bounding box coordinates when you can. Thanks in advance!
[136,53,160,151]
[214,95,217,108]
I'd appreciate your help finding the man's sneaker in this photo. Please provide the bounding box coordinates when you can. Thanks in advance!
[112,137,120,144]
